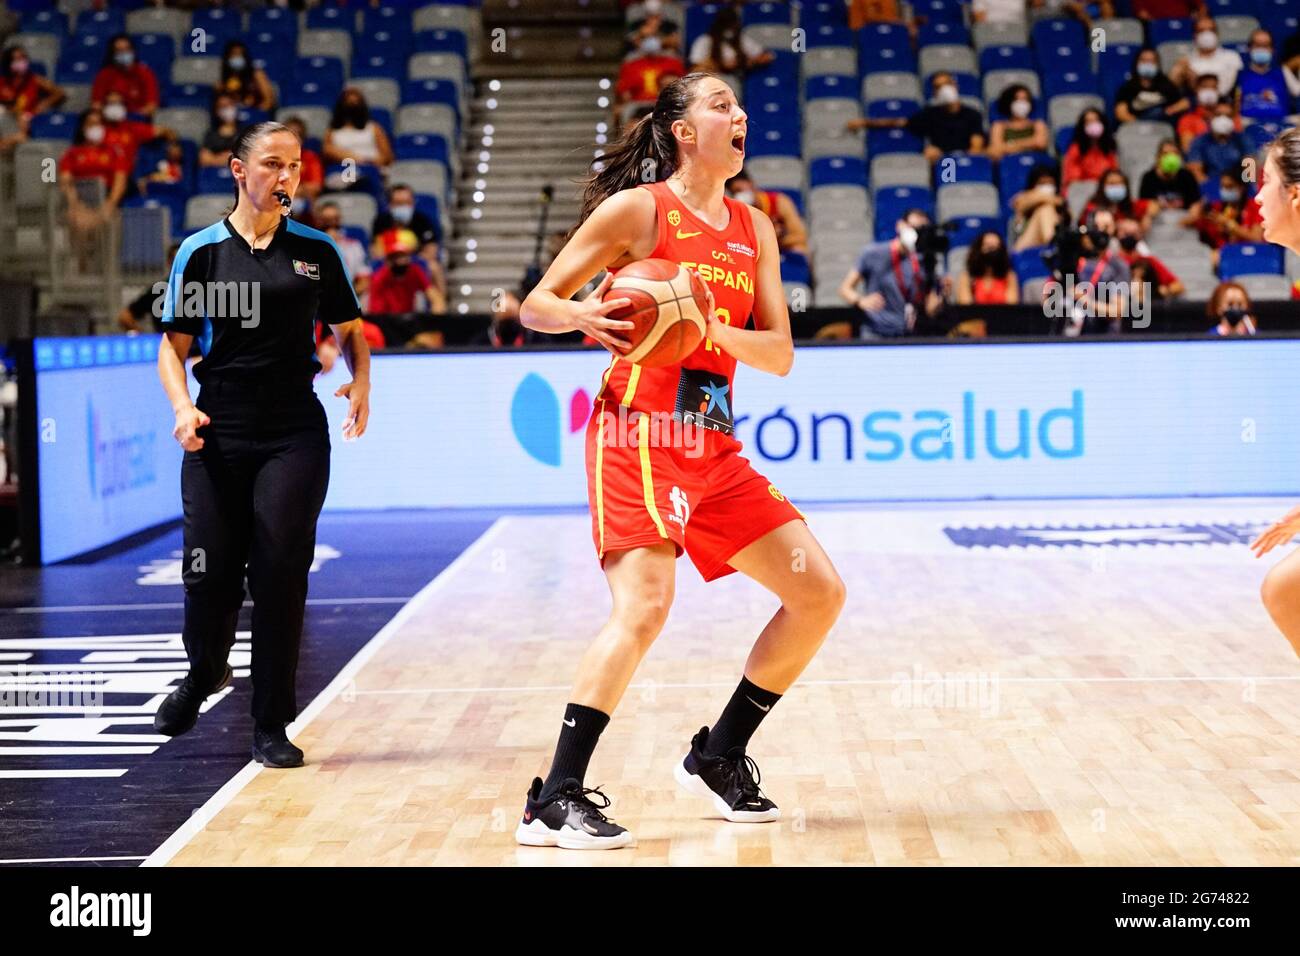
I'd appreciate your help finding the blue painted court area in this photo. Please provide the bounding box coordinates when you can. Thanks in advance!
[0,510,498,866]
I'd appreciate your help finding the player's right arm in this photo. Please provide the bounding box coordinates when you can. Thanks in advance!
[520,187,655,352]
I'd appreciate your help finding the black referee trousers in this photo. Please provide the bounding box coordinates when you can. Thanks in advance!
[180,374,330,725]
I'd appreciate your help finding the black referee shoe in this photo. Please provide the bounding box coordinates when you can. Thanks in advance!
[153,665,233,737]
[514,777,635,849]
[252,724,304,768]
[674,726,781,823]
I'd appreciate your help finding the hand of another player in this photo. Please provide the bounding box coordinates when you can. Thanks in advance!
[1250,504,1300,558]
[574,271,635,354]
[173,405,210,452]
[336,379,370,440]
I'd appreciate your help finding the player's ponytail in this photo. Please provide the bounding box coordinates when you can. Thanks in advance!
[1266,126,1300,188]
[573,72,715,233]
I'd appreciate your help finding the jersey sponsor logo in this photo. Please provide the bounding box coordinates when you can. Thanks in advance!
[943,522,1267,550]
[727,241,756,259]
[675,229,703,239]
[293,259,320,280]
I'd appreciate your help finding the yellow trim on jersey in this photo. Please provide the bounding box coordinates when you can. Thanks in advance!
[637,415,668,540]
[622,363,642,407]
[596,355,617,402]
[595,411,607,555]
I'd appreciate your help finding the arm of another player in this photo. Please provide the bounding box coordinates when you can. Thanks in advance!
[519,189,649,351]
[696,206,794,376]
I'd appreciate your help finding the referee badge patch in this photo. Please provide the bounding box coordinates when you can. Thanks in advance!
[293,259,320,280]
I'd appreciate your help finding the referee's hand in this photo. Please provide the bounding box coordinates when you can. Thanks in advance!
[173,405,210,451]
[335,379,370,441]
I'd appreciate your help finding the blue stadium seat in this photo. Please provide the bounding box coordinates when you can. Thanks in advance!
[75,8,125,38]
[805,75,858,100]
[62,33,108,64]
[809,156,867,188]
[123,193,186,238]
[1243,121,1284,151]
[1205,0,1257,14]
[1042,69,1100,100]
[307,5,354,30]
[340,224,370,247]
[979,45,1033,75]
[743,2,792,26]
[135,33,175,82]
[412,30,470,59]
[858,22,911,56]
[55,57,98,87]
[801,0,849,27]
[197,165,235,195]
[867,99,920,121]
[1219,243,1283,278]
[29,111,77,140]
[862,46,918,76]
[745,126,802,158]
[686,3,726,51]
[1013,246,1052,280]
[1031,18,1087,56]
[913,0,967,24]
[352,53,404,83]
[403,79,460,110]
[1098,44,1140,107]
[285,80,344,109]
[355,30,413,61]
[295,56,346,94]
[873,186,935,239]
[1055,126,1076,155]
[360,4,414,34]
[998,151,1054,203]
[413,193,441,233]
[868,127,925,155]
[951,72,982,102]
[948,216,1003,248]
[248,7,298,37]
[395,133,451,165]
[807,23,854,48]
[1148,18,1195,47]
[918,21,971,49]
[235,106,271,126]
[779,251,812,285]
[944,154,994,184]
[1260,9,1299,44]
[21,9,68,37]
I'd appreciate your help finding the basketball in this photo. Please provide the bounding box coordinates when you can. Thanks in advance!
[602,258,710,367]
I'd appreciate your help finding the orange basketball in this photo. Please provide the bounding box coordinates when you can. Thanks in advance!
[602,258,709,367]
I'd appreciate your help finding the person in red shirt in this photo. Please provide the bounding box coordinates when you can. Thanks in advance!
[1131,0,1204,19]
[91,35,159,118]
[1176,75,1242,152]
[368,229,442,314]
[614,41,684,132]
[725,169,809,255]
[1061,109,1119,192]
[100,91,171,183]
[58,108,128,266]
[1183,171,1259,255]
[0,45,65,143]
[1079,169,1155,231]
[1114,217,1184,301]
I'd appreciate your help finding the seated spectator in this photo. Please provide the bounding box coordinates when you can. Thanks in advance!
[837,208,947,338]
[624,3,681,57]
[1011,163,1066,250]
[726,169,808,255]
[988,84,1049,161]
[1139,139,1201,211]
[615,22,685,132]
[1186,101,1249,182]
[688,5,773,77]
[314,201,371,308]
[1177,74,1230,151]
[323,87,394,179]
[1115,48,1190,124]
[471,290,531,347]
[119,243,180,333]
[849,0,914,33]
[198,93,240,168]
[58,108,127,266]
[100,90,170,184]
[1061,109,1118,192]
[1129,0,1202,21]
[1115,217,1184,300]
[848,72,986,163]
[1183,171,1260,253]
[282,115,323,206]
[92,35,158,118]
[138,133,187,194]
[1028,0,1107,30]
[956,230,1019,305]
[1237,30,1297,123]
[371,183,442,277]
[215,40,276,113]
[1046,208,1131,335]
[369,228,447,316]
[1171,16,1242,94]
[1205,280,1257,335]
[1080,169,1154,231]
[972,0,1029,24]
[0,45,65,140]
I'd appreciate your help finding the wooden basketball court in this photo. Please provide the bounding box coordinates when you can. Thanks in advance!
[149,500,1300,866]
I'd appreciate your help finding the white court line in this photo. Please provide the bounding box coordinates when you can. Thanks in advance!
[353,674,1300,695]
[6,596,412,614]
[141,517,510,868]
[0,855,147,865]
[0,769,127,778]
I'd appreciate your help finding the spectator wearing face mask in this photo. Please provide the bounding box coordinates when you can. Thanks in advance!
[1114,218,1184,300]
[1186,101,1249,182]
[91,35,158,118]
[1080,169,1154,231]
[323,87,394,175]
[1172,17,1243,94]
[215,40,276,113]
[0,45,65,144]
[615,17,685,131]
[1206,281,1256,335]
[371,183,442,276]
[1236,30,1297,123]
[369,228,445,316]
[1184,171,1261,252]
[988,85,1049,161]
[956,231,1019,305]
[1061,109,1118,191]
[1139,139,1201,210]
[838,209,947,338]
[58,108,127,265]
[848,72,986,163]
[688,4,774,78]
[198,93,241,168]
[99,91,172,183]
[1177,75,1231,151]
[1010,164,1066,250]
[726,170,808,255]
[1115,48,1190,124]
[314,201,371,307]
[624,2,681,57]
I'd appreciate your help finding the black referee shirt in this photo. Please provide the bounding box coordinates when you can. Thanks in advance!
[160,215,363,383]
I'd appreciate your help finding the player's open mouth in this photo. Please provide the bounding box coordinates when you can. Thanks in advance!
[731,132,745,155]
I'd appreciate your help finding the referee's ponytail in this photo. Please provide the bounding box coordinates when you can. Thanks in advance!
[226,120,301,216]
[572,72,714,236]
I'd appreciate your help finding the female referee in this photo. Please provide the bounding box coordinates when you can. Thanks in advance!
[515,73,846,849]
[153,121,371,768]
[1251,126,1300,658]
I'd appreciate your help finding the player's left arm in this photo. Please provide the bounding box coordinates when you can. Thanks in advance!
[323,240,372,439]
[695,207,794,376]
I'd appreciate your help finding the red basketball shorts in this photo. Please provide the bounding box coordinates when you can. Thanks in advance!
[584,399,806,582]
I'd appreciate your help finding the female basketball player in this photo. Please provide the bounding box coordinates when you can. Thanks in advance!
[1250,126,1300,658]
[514,73,846,849]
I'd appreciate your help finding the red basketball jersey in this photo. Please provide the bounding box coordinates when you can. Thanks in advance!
[595,180,759,417]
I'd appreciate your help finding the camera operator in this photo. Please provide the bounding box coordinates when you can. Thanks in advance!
[838,209,949,338]
[1044,207,1132,336]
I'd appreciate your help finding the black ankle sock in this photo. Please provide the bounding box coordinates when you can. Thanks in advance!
[539,703,610,800]
[703,676,782,757]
